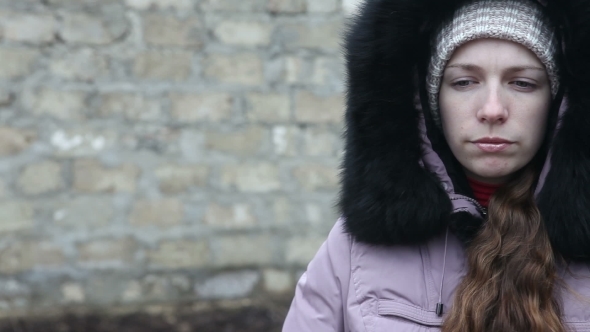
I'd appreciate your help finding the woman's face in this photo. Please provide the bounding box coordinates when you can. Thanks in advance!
[439,38,552,184]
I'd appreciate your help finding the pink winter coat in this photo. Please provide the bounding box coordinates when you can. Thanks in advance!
[283,219,590,331]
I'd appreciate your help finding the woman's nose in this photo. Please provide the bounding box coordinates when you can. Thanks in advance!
[477,87,508,124]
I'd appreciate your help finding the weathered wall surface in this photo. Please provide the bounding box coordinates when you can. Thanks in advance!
[0,0,347,313]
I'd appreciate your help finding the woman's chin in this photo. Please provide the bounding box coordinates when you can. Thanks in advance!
[464,165,516,184]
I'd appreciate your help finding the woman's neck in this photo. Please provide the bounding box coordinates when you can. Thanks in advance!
[467,177,503,208]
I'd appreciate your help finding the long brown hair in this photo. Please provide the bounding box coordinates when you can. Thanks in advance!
[442,166,566,332]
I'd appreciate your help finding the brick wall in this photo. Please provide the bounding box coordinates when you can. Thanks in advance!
[0,0,348,314]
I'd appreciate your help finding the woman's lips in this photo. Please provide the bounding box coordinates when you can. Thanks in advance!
[472,138,514,152]
[475,143,511,152]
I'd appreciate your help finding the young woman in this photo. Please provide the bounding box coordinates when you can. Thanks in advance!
[283,0,590,331]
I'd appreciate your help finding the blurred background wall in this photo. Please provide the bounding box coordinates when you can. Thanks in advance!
[0,0,355,316]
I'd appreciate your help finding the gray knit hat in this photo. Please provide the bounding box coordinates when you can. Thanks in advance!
[426,0,560,127]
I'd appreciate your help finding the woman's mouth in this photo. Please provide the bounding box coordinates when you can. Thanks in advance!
[472,137,514,152]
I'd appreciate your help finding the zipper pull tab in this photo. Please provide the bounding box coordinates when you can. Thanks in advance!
[436,302,444,317]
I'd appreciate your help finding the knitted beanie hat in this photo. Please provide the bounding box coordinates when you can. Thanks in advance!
[426,0,560,127]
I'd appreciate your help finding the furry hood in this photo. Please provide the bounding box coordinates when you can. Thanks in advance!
[339,0,590,261]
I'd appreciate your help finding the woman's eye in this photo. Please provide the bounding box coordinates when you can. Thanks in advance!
[452,80,474,87]
[513,81,536,89]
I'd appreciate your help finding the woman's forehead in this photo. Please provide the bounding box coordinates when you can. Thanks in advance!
[447,39,545,69]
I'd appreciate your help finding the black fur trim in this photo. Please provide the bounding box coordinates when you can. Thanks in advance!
[537,0,590,261]
[339,0,454,245]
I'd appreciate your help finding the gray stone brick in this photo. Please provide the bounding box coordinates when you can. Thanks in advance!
[58,10,128,45]
[123,126,181,156]
[304,202,337,226]
[200,0,266,12]
[204,53,264,86]
[263,269,292,293]
[121,281,142,302]
[125,0,193,10]
[273,196,292,225]
[213,234,274,267]
[134,51,193,81]
[284,55,307,84]
[195,270,260,299]
[135,274,191,300]
[138,275,167,300]
[281,20,343,51]
[155,164,208,193]
[293,164,339,191]
[50,49,109,82]
[0,127,36,156]
[17,160,64,195]
[0,180,8,200]
[271,125,299,156]
[0,241,66,274]
[0,279,30,299]
[130,199,184,226]
[143,14,204,48]
[307,0,340,13]
[85,274,130,305]
[47,0,119,5]
[303,127,338,156]
[179,130,205,162]
[170,93,234,122]
[214,20,272,46]
[147,240,209,269]
[61,283,85,304]
[53,197,114,228]
[286,236,325,265]
[203,203,257,229]
[0,202,34,234]
[205,127,266,156]
[0,12,57,44]
[0,48,39,79]
[23,88,87,120]
[285,55,344,86]
[98,93,163,121]
[50,128,117,157]
[219,163,281,192]
[268,0,306,13]
[77,237,138,265]
[73,159,139,193]
[0,89,13,107]
[246,93,291,123]
[295,91,344,123]
[36,241,66,268]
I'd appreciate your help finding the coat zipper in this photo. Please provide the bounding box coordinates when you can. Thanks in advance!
[436,195,486,317]
[450,195,487,217]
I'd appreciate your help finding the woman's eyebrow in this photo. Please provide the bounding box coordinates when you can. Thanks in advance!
[445,63,545,72]
[504,65,545,72]
[445,63,482,71]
